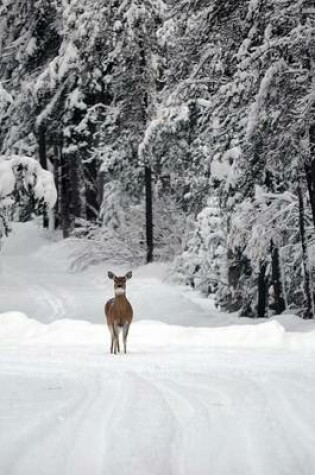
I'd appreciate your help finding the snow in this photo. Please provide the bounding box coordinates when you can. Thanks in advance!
[210,147,240,184]
[0,81,13,104]
[59,41,78,79]
[67,88,87,111]
[25,36,37,56]
[1,222,315,474]
[0,155,57,208]
[246,0,259,22]
[1,312,315,351]
[247,60,285,139]
[0,159,15,198]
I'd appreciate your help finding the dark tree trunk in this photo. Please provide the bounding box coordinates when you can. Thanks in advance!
[68,155,83,225]
[37,124,49,228]
[270,240,286,315]
[226,248,242,312]
[304,35,315,229]
[53,144,60,229]
[257,262,267,319]
[145,165,153,263]
[139,30,154,263]
[305,123,315,229]
[297,181,314,319]
[84,158,99,221]
[60,148,71,238]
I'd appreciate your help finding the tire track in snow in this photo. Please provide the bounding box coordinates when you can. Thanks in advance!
[129,371,315,475]
[101,372,177,475]
[1,374,90,475]
[150,376,240,475]
[31,284,66,321]
[2,371,124,475]
[254,374,315,475]
[60,375,124,475]
[1,353,315,475]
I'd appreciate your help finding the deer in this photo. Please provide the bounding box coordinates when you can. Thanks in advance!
[105,271,133,354]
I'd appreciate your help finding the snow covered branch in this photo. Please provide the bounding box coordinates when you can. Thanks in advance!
[0,155,57,244]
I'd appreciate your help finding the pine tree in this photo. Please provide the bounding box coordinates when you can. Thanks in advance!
[174,197,227,300]
[96,0,166,262]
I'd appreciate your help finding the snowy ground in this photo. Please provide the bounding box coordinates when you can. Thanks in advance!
[1,223,315,475]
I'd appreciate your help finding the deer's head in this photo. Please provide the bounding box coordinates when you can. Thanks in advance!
[108,271,132,295]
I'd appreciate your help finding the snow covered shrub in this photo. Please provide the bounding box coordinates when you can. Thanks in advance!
[0,155,57,248]
[174,198,227,302]
[153,192,192,262]
[70,181,189,270]
[67,219,144,271]
[70,182,145,270]
[229,187,315,317]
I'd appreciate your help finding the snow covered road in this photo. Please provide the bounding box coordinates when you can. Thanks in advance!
[0,223,213,326]
[1,223,315,475]
[1,342,315,475]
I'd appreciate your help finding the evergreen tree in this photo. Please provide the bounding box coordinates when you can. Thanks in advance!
[96,0,166,262]
[0,0,314,319]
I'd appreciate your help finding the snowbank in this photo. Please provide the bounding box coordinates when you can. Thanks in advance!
[1,312,315,351]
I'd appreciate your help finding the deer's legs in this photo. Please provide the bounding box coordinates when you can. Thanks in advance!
[113,324,120,354]
[115,337,120,354]
[109,326,115,354]
[123,323,130,354]
[113,340,118,354]
[109,324,129,354]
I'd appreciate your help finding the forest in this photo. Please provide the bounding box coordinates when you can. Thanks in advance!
[2,3,315,473]
[0,0,314,319]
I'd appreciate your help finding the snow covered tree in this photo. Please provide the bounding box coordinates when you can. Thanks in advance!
[0,1,111,235]
[174,197,227,300]
[0,155,57,246]
[0,0,314,320]
[233,0,315,317]
[0,0,62,153]
[158,0,315,317]
[96,0,166,262]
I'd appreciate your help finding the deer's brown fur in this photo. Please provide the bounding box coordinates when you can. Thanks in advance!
[105,271,133,354]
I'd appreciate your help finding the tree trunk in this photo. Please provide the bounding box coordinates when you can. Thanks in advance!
[270,240,286,315]
[145,165,153,263]
[84,158,99,221]
[139,30,154,263]
[60,148,71,238]
[304,29,315,229]
[257,262,267,319]
[37,124,49,228]
[226,248,242,312]
[304,126,315,228]
[53,144,60,230]
[308,123,315,227]
[68,155,84,226]
[297,181,314,319]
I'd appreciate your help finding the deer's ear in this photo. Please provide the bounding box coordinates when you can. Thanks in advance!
[125,271,132,280]
[108,271,115,280]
